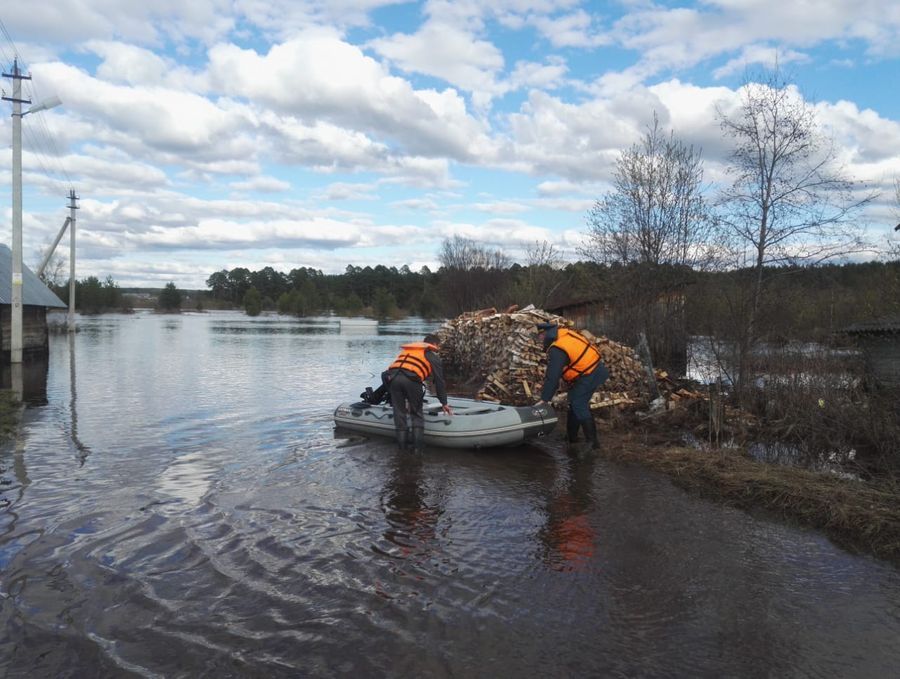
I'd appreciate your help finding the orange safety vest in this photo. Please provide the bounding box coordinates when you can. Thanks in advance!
[389,342,437,381]
[550,328,601,382]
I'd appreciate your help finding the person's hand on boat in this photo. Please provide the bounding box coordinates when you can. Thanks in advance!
[534,400,548,408]
[442,403,453,416]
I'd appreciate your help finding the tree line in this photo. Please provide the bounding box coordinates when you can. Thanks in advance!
[203,256,898,336]
[50,278,183,313]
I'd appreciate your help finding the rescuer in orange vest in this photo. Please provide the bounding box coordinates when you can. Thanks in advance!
[534,322,609,456]
[384,333,453,452]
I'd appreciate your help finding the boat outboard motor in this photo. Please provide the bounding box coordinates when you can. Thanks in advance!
[360,382,390,405]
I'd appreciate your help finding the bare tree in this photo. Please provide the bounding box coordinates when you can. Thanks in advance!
[717,67,872,331]
[439,235,510,270]
[714,67,875,393]
[582,113,718,371]
[583,112,719,270]
[438,235,511,315]
[507,240,566,309]
[32,240,67,288]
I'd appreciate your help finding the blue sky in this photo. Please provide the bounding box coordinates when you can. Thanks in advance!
[0,1,898,288]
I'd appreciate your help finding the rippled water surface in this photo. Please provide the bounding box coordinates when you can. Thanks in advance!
[2,311,899,678]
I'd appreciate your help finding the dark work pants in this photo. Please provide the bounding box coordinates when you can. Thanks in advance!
[567,364,609,424]
[388,371,425,442]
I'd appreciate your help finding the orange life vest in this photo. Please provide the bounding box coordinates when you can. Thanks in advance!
[550,328,602,382]
[389,342,437,381]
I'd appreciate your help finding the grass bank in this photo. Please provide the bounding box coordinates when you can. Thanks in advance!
[601,428,900,566]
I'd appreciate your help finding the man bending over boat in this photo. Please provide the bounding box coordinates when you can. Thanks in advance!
[534,323,608,457]
[384,334,453,453]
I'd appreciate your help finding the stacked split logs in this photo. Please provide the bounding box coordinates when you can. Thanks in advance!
[437,305,652,411]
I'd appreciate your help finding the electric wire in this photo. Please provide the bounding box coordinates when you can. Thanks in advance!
[0,15,75,199]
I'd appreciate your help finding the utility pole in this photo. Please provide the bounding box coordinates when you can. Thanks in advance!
[2,59,32,363]
[67,189,78,331]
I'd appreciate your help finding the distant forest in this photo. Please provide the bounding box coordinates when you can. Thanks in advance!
[201,257,899,339]
[46,253,898,380]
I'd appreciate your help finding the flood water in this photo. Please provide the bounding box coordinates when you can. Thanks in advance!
[1,311,899,678]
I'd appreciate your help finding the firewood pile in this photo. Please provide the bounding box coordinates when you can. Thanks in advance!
[655,370,706,403]
[437,305,653,411]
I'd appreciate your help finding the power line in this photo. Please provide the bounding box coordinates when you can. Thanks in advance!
[0,17,74,193]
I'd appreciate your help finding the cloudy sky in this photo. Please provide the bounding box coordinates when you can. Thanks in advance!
[1,1,898,289]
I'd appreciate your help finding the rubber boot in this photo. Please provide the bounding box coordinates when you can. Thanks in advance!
[411,425,425,454]
[580,417,599,457]
[566,414,580,443]
[396,429,408,451]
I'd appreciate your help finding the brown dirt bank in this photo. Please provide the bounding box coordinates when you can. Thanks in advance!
[596,426,900,566]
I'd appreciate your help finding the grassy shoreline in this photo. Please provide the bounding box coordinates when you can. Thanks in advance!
[599,429,900,565]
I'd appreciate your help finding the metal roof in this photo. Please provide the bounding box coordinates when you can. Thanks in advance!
[0,244,66,308]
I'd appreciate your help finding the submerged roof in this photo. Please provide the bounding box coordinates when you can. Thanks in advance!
[0,244,66,308]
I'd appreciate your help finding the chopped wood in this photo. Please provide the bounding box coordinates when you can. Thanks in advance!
[438,304,705,412]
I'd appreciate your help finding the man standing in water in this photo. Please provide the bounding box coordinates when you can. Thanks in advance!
[534,322,608,457]
[384,333,452,453]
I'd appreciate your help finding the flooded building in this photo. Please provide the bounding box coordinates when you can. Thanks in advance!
[0,243,66,360]
[845,314,900,390]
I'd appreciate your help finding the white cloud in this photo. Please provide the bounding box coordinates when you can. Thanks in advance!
[369,22,504,95]
[392,198,440,211]
[229,176,291,192]
[816,99,900,165]
[502,90,644,180]
[528,9,607,48]
[206,32,495,160]
[712,45,811,79]
[1,0,234,46]
[602,0,900,84]
[536,179,594,196]
[32,62,257,164]
[318,182,379,201]
[472,201,529,214]
[507,57,569,91]
[86,41,210,91]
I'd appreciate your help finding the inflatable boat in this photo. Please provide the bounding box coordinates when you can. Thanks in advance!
[333,396,558,449]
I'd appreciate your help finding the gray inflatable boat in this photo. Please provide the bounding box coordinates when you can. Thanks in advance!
[333,396,558,449]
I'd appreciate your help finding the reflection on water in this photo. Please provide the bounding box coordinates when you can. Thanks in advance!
[1,311,899,677]
[539,455,597,572]
[0,353,48,405]
[156,450,217,506]
[68,333,91,465]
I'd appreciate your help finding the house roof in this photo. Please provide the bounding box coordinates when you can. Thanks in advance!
[844,314,900,335]
[0,244,66,308]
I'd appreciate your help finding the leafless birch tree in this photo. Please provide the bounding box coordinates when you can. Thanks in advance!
[717,68,872,331]
[583,112,719,270]
[715,66,874,393]
[582,113,719,371]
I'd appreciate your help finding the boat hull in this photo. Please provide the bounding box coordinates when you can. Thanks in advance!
[333,396,558,449]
